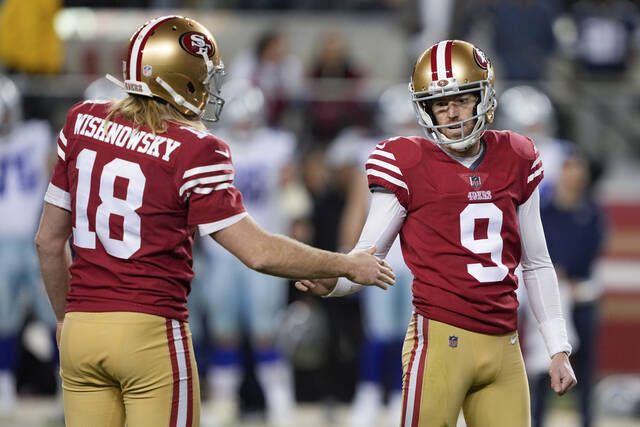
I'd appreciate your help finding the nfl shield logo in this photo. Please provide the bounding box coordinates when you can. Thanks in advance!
[469,175,481,188]
[448,335,458,348]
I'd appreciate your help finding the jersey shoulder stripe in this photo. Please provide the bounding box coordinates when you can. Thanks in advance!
[365,137,420,207]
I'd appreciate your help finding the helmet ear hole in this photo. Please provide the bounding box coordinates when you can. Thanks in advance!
[187,82,196,94]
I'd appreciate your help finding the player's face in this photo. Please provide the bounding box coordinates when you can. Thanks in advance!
[430,94,478,140]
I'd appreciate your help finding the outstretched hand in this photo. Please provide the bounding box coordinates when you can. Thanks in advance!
[346,246,395,289]
[295,246,395,296]
[549,352,577,395]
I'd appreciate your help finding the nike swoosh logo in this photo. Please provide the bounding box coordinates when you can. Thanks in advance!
[215,149,230,158]
[510,335,518,345]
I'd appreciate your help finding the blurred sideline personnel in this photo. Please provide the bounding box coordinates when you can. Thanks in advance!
[327,84,416,427]
[192,79,301,427]
[496,85,567,200]
[534,146,606,427]
[34,15,394,427]
[0,75,56,417]
[297,40,577,427]
[496,86,582,426]
[83,76,127,103]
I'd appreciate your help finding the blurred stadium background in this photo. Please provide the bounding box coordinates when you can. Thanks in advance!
[1,0,639,426]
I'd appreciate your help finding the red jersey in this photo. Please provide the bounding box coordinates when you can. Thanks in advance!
[45,101,246,321]
[366,131,543,334]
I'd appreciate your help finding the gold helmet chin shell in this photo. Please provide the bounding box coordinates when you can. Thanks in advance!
[123,15,222,118]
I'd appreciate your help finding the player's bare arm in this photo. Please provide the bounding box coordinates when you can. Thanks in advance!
[35,203,73,345]
[211,215,395,288]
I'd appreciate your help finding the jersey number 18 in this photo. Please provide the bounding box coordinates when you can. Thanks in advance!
[73,148,146,259]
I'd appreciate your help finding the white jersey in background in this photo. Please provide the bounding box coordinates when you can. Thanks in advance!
[192,125,299,427]
[0,121,52,237]
[213,127,296,238]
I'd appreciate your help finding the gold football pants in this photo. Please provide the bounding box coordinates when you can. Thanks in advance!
[401,314,530,427]
[59,312,200,427]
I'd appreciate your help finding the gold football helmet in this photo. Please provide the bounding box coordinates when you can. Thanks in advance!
[108,15,225,121]
[410,40,496,150]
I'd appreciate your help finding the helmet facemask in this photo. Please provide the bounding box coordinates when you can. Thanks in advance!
[412,80,496,151]
[200,55,226,122]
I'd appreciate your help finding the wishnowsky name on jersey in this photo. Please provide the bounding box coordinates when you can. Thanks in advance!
[72,113,181,162]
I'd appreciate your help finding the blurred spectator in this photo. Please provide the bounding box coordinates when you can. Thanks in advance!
[0,75,57,416]
[496,85,568,200]
[498,84,582,426]
[230,30,304,127]
[570,0,639,75]
[491,0,560,81]
[408,0,456,60]
[307,31,366,144]
[193,80,305,427]
[451,0,559,81]
[297,147,363,408]
[532,145,607,427]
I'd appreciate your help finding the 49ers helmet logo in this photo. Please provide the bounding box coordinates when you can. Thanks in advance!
[180,32,214,58]
[473,47,489,70]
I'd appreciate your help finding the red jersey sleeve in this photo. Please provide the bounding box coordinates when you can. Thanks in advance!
[44,103,84,211]
[509,131,544,204]
[176,132,247,235]
[365,138,411,208]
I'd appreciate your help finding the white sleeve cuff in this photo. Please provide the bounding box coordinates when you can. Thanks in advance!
[325,277,363,298]
[44,183,71,211]
[539,318,572,357]
[197,212,248,236]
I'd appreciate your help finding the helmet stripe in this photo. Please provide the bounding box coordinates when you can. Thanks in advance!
[128,15,176,81]
[430,43,438,82]
[444,40,453,78]
[125,25,146,80]
[435,40,449,81]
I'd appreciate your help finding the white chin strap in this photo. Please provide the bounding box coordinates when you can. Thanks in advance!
[107,73,203,117]
[430,122,483,151]
[105,74,126,89]
[155,77,202,116]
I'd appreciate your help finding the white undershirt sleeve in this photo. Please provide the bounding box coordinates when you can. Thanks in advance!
[326,190,407,297]
[519,188,572,357]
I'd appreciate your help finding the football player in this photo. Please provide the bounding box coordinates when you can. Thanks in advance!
[0,75,56,417]
[34,15,394,427]
[296,40,577,427]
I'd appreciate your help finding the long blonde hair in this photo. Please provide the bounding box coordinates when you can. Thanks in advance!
[105,95,206,135]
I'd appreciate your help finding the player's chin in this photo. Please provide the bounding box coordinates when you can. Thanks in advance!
[442,129,462,139]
